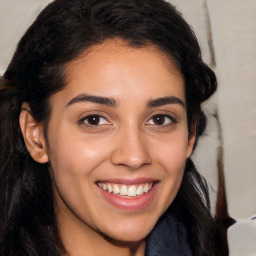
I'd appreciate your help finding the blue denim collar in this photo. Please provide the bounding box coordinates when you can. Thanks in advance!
[145,212,192,256]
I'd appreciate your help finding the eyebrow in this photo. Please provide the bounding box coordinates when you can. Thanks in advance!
[147,96,185,108]
[65,94,117,108]
[65,94,185,109]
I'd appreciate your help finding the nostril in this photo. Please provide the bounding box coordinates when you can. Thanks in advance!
[110,130,152,168]
[110,145,152,169]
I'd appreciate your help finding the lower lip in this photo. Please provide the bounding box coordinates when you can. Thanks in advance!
[97,183,159,211]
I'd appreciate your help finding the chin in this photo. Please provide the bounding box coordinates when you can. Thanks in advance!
[103,232,148,245]
[100,219,155,243]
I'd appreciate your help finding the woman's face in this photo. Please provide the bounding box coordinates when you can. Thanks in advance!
[45,39,195,243]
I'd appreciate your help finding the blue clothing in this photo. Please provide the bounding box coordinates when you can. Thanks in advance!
[146,212,192,256]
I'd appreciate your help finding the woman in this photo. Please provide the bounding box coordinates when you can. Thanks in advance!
[0,0,218,255]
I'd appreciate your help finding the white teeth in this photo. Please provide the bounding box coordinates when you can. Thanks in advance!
[113,184,120,194]
[128,185,137,196]
[120,185,128,196]
[136,185,143,196]
[144,184,149,193]
[98,182,154,197]
[107,183,113,193]
[144,182,153,193]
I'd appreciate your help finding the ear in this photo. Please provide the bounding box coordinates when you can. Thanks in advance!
[186,121,196,158]
[19,103,49,163]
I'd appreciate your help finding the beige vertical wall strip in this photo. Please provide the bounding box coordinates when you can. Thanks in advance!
[207,1,256,254]
[207,0,256,220]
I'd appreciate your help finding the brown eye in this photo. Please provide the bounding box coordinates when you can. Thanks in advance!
[152,115,166,125]
[147,114,176,126]
[83,115,109,126]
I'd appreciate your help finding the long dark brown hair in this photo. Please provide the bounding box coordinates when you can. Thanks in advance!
[0,0,217,255]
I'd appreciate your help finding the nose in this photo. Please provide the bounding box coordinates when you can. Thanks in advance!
[110,127,152,170]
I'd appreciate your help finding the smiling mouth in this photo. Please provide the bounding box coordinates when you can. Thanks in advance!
[97,182,154,198]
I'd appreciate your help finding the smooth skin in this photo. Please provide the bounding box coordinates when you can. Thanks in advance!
[20,39,195,256]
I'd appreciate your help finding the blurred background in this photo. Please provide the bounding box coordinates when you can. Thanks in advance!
[0,0,255,255]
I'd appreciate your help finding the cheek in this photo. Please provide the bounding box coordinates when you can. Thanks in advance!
[47,135,112,223]
[46,133,112,207]
[48,130,111,175]
[159,142,186,189]
[152,134,188,208]
[153,132,189,172]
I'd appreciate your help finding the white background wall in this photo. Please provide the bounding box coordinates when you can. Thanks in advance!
[0,0,255,254]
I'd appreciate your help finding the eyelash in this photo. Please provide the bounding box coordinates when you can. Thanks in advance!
[79,114,110,127]
[146,114,177,127]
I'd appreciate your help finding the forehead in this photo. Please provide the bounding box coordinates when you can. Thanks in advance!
[53,39,185,107]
